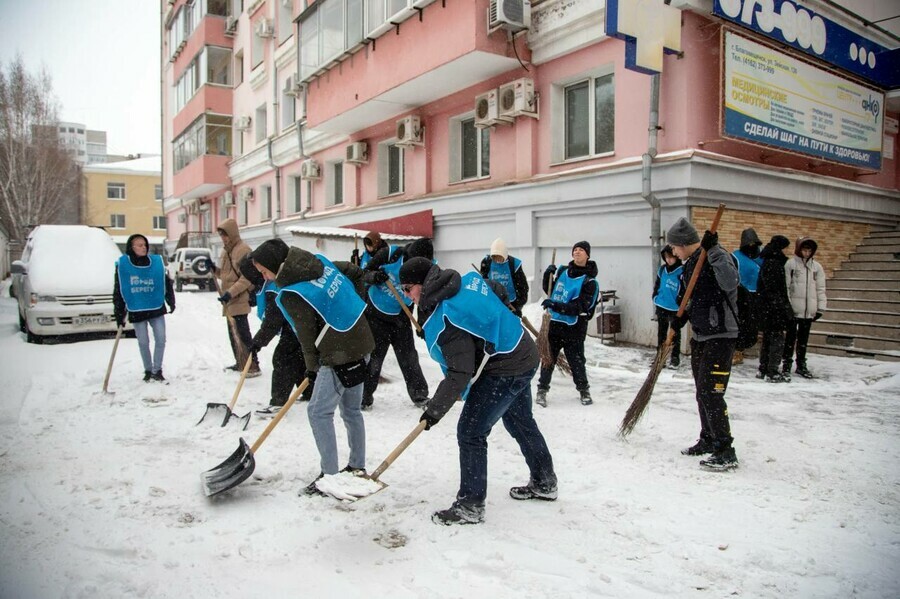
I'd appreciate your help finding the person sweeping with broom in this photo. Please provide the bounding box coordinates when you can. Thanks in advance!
[666,218,740,471]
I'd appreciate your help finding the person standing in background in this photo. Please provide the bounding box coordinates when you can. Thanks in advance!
[784,237,827,379]
[479,238,529,317]
[756,235,793,383]
[652,244,683,369]
[731,228,764,365]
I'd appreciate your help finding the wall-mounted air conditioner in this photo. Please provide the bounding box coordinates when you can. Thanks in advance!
[223,191,235,206]
[498,78,538,120]
[239,187,254,201]
[488,0,531,33]
[284,75,302,97]
[396,115,424,147]
[300,159,321,180]
[346,142,368,165]
[255,19,275,38]
[234,116,251,130]
[225,16,237,34]
[474,89,512,128]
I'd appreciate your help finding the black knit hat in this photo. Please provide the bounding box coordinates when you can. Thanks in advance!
[769,235,790,251]
[250,238,289,273]
[399,257,433,286]
[572,240,591,257]
[667,218,701,246]
[405,237,434,261]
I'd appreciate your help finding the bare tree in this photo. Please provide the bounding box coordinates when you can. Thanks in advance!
[0,55,79,241]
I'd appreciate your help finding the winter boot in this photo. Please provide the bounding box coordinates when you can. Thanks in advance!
[431,501,485,526]
[669,353,681,369]
[731,351,744,366]
[535,388,548,408]
[150,370,166,382]
[412,396,430,409]
[579,389,593,406]
[143,370,152,382]
[255,404,282,418]
[300,473,327,497]
[795,363,813,379]
[699,447,739,471]
[766,373,789,383]
[361,395,374,411]
[755,370,765,380]
[681,437,714,456]
[781,360,793,382]
[341,465,367,477]
[246,364,262,379]
[509,480,558,501]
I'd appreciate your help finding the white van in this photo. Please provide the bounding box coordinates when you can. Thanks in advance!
[11,225,126,343]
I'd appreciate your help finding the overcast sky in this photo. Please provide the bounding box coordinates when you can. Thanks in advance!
[0,0,161,157]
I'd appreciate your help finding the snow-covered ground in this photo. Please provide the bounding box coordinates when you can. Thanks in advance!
[1,279,898,598]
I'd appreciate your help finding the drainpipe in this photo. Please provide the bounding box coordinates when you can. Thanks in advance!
[268,62,281,238]
[643,73,662,276]
[296,91,312,219]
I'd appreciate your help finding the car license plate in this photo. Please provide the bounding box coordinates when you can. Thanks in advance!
[74,315,107,326]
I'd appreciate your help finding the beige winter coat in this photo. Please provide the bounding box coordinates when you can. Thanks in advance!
[216,218,253,317]
[785,237,827,319]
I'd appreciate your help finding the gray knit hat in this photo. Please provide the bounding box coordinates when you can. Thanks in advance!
[667,218,701,246]
[399,257,434,286]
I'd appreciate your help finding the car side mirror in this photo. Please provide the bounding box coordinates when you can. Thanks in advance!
[11,260,26,275]
[169,256,176,262]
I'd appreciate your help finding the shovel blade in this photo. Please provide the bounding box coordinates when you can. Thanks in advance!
[223,411,251,430]
[196,402,232,427]
[201,437,256,497]
[314,472,388,502]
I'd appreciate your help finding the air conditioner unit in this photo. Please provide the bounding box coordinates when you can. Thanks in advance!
[234,116,251,130]
[284,75,303,97]
[300,159,321,180]
[395,115,424,147]
[178,214,186,223]
[223,190,235,206]
[239,187,254,201]
[255,19,275,38]
[474,89,512,128]
[488,0,531,33]
[498,78,538,120]
[346,141,368,165]
[225,16,237,34]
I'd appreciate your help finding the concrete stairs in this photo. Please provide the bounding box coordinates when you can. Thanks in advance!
[809,230,900,361]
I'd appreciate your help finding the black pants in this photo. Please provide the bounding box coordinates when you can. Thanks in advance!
[270,333,305,406]
[228,314,259,369]
[538,320,589,392]
[690,337,735,449]
[759,329,785,376]
[783,318,812,368]
[363,313,429,405]
[656,308,682,364]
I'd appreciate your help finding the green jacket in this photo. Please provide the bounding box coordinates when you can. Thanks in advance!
[275,247,374,372]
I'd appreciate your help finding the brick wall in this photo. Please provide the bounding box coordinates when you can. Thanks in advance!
[690,207,871,278]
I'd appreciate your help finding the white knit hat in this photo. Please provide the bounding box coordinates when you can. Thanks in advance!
[490,237,508,260]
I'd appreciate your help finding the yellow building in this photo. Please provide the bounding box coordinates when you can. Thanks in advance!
[82,156,166,254]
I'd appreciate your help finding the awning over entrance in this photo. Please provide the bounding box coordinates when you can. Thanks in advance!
[345,209,433,238]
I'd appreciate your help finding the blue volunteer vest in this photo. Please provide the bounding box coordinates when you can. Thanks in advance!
[548,266,599,325]
[653,265,683,312]
[360,250,374,269]
[275,255,366,336]
[367,245,413,315]
[117,255,165,312]
[733,251,763,293]
[486,256,522,304]
[422,272,524,399]
[256,280,278,320]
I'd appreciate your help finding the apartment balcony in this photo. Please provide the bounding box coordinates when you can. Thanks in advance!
[174,84,233,137]
[171,14,232,77]
[304,0,523,135]
[172,154,230,199]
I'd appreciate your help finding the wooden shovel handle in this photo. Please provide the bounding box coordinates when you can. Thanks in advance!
[385,279,423,334]
[250,378,310,454]
[227,353,255,411]
[213,274,250,367]
[545,249,557,297]
[102,325,124,393]
[370,420,428,481]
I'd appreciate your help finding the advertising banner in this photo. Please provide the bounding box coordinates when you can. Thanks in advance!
[723,31,883,169]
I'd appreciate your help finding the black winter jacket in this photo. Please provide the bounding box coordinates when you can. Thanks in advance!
[756,243,792,332]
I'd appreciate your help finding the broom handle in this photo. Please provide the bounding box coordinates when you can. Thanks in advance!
[228,353,255,411]
[250,378,310,454]
[546,249,556,297]
[386,279,423,334]
[102,325,124,393]
[666,203,726,343]
[371,420,428,481]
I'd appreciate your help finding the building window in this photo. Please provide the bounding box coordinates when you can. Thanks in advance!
[110,214,126,229]
[291,175,303,213]
[278,0,293,45]
[155,185,163,200]
[172,113,233,171]
[261,185,273,221]
[563,73,614,160]
[377,142,403,198]
[252,18,265,69]
[207,0,229,16]
[152,216,167,230]
[299,0,364,81]
[449,115,490,182]
[238,195,248,226]
[107,182,126,200]
[173,46,233,114]
[207,46,232,86]
[234,51,244,86]
[327,161,343,206]
[255,103,267,144]
[281,78,296,130]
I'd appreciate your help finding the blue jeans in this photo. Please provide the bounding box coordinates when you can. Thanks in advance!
[307,365,366,475]
[133,316,166,374]
[456,367,556,507]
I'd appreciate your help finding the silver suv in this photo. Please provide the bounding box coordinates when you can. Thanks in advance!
[167,247,216,292]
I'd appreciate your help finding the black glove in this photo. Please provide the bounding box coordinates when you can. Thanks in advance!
[351,248,360,265]
[167,304,175,314]
[217,291,232,304]
[305,370,317,384]
[544,264,557,277]
[415,326,425,340]
[420,411,441,431]
[248,339,262,354]
[203,257,216,272]
[365,270,389,285]
[813,312,823,321]
[541,299,558,311]
[701,230,718,251]
[670,313,688,331]
[115,313,126,328]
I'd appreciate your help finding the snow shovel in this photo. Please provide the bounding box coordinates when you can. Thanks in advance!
[101,325,124,395]
[316,420,429,501]
[196,353,253,430]
[201,378,309,497]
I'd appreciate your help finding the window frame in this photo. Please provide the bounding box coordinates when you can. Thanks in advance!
[377,140,404,199]
[449,113,490,183]
[551,67,616,164]
[107,182,126,200]
[152,215,167,230]
[110,214,126,229]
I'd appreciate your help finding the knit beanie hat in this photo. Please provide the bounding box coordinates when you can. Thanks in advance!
[490,237,508,260]
[250,238,289,273]
[572,240,591,257]
[399,257,434,286]
[405,237,434,261]
[769,235,790,251]
[667,218,700,246]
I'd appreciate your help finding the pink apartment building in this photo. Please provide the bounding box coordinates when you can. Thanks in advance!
[161,0,899,348]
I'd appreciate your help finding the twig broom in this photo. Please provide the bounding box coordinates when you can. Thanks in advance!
[537,249,557,370]
[618,203,726,438]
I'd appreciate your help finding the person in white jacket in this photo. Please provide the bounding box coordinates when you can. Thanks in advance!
[783,237,827,379]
